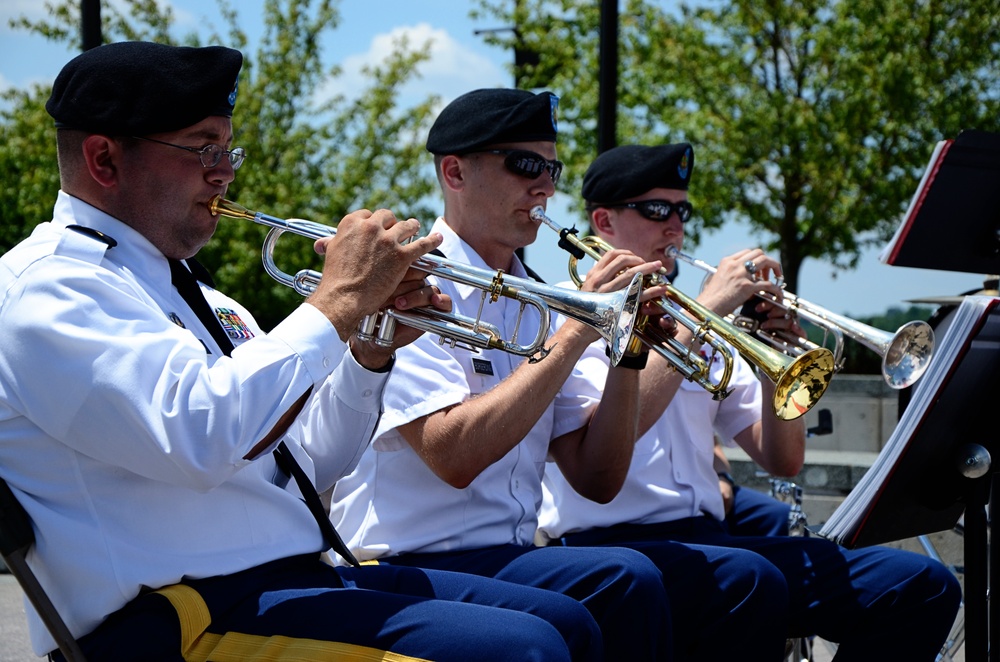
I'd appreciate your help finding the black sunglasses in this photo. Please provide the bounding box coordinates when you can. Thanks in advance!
[471,149,563,186]
[605,199,693,223]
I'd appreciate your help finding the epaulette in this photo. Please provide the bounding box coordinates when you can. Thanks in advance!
[54,225,118,264]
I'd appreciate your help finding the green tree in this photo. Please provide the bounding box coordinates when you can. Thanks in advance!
[474,0,1000,294]
[0,86,59,252]
[2,0,440,329]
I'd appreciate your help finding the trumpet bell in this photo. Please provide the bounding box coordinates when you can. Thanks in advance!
[882,321,935,389]
[602,274,644,367]
[773,347,837,421]
[531,205,834,419]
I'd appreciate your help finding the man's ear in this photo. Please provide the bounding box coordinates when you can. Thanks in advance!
[81,135,122,189]
[439,154,467,193]
[590,207,615,237]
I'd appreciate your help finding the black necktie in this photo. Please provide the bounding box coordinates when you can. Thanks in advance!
[169,258,360,567]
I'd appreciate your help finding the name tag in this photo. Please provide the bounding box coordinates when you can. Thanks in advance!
[472,358,495,376]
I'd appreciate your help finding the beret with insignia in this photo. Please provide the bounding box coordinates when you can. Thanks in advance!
[426,88,559,155]
[46,41,243,136]
[582,143,695,203]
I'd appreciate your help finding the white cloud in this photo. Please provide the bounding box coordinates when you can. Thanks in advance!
[0,0,48,29]
[318,22,508,109]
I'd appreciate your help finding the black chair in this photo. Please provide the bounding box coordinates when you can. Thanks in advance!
[0,477,86,661]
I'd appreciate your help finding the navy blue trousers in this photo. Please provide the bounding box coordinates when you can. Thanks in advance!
[383,544,672,661]
[541,533,789,661]
[726,484,792,537]
[564,517,962,662]
[57,554,601,661]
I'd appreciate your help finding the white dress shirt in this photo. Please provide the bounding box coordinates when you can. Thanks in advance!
[0,191,390,654]
[537,307,762,542]
[330,219,598,560]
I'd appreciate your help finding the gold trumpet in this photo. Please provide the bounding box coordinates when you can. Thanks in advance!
[666,247,935,389]
[530,206,835,420]
[209,196,644,366]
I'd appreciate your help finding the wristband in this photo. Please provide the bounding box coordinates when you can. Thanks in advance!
[368,353,396,373]
[717,471,736,488]
[606,345,649,370]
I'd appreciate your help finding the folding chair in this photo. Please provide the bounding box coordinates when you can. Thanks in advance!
[0,477,86,661]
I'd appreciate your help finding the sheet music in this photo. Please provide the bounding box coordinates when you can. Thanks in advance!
[819,295,997,544]
[878,140,950,264]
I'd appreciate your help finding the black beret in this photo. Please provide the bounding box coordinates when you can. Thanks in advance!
[582,143,695,203]
[426,88,559,155]
[46,41,243,136]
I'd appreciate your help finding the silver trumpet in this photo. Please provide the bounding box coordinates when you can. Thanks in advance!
[666,246,935,389]
[532,206,835,421]
[209,196,644,366]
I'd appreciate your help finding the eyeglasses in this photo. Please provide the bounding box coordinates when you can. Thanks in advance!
[472,149,563,186]
[131,136,247,170]
[605,199,693,223]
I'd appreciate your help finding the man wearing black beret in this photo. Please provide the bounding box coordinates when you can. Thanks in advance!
[330,88,785,661]
[1,42,607,661]
[538,142,963,659]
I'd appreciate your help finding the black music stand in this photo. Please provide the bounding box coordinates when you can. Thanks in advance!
[876,128,1000,660]
[881,128,1000,275]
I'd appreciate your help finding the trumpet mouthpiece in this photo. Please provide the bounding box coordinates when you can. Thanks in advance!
[207,195,223,216]
[529,206,546,222]
[664,245,679,259]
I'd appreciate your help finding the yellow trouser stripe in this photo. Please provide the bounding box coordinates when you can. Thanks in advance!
[154,584,211,654]
[188,633,432,662]
[153,579,429,662]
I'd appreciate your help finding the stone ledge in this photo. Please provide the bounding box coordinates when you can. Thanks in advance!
[723,447,879,495]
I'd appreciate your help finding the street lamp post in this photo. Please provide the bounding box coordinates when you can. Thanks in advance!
[597,0,618,154]
[81,0,101,51]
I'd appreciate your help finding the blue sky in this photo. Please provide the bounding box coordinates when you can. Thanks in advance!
[0,0,988,317]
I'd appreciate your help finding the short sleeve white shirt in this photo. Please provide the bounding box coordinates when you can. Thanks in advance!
[537,306,762,541]
[330,219,599,559]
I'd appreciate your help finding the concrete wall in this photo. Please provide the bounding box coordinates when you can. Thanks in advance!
[723,374,898,494]
[798,375,900,454]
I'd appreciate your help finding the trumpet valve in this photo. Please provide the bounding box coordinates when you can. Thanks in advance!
[375,313,397,348]
[356,314,379,343]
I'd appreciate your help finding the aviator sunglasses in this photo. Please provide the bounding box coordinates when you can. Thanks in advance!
[605,199,693,223]
[471,149,563,186]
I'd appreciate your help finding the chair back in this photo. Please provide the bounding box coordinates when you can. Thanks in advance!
[0,477,87,661]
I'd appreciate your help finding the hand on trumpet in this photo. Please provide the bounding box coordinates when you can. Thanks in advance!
[349,273,453,370]
[699,248,784,318]
[307,208,443,342]
[752,296,807,341]
[580,248,676,341]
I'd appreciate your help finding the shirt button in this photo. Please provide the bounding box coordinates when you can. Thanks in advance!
[362,389,373,398]
[322,357,330,368]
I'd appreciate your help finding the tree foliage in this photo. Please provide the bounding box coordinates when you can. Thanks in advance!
[473,0,1000,293]
[2,0,440,329]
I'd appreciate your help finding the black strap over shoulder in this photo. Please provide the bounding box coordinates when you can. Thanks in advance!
[521,262,546,284]
[168,258,359,566]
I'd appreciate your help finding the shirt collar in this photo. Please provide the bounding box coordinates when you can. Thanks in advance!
[429,217,531,299]
[53,190,173,286]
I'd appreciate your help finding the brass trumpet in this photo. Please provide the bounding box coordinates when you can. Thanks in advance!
[531,206,835,420]
[666,247,935,389]
[209,196,644,366]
